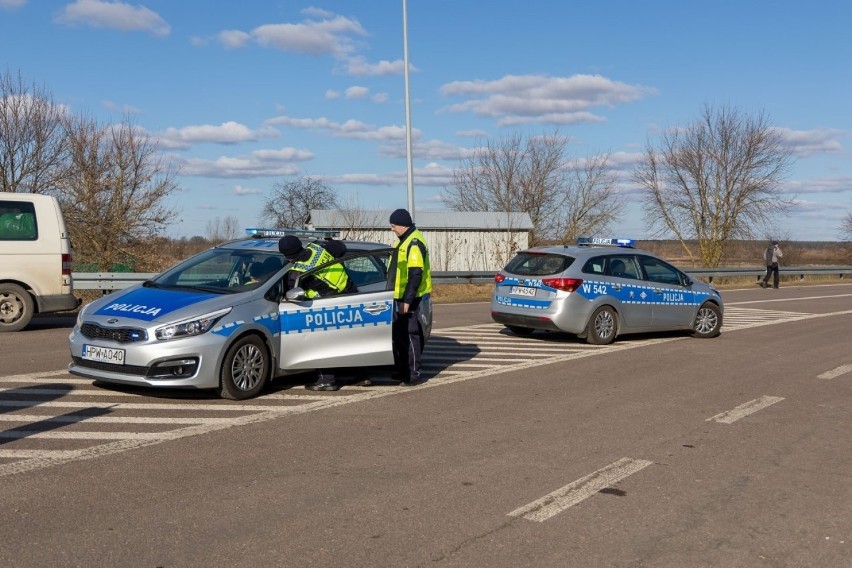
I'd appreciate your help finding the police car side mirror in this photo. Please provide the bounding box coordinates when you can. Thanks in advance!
[683,275,693,287]
[285,287,306,302]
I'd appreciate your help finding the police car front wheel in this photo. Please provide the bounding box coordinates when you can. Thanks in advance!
[219,335,269,400]
[691,303,722,338]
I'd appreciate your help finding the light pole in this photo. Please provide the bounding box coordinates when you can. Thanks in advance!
[402,0,414,215]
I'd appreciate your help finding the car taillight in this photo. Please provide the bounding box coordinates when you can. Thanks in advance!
[541,277,583,292]
[62,253,72,276]
[494,273,506,283]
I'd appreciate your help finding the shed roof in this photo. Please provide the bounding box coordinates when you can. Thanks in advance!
[308,209,534,230]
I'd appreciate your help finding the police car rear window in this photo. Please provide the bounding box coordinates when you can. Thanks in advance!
[504,253,573,276]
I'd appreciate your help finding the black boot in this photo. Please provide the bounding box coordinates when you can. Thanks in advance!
[306,371,339,391]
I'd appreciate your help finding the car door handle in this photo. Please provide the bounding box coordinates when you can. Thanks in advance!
[653,288,662,293]
[612,284,621,291]
[363,304,390,315]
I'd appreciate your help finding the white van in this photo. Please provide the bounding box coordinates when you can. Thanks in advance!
[0,193,80,331]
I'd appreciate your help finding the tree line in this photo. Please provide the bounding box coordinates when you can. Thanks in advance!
[4,69,847,271]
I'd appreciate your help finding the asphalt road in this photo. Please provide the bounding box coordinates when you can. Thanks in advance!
[1,283,850,567]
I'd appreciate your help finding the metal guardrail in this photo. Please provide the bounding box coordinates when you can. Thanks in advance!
[71,267,852,291]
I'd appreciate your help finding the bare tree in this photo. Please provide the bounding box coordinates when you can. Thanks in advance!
[634,104,795,267]
[550,153,622,242]
[333,194,385,240]
[442,131,620,245]
[841,211,852,242]
[57,114,179,270]
[0,70,68,193]
[262,176,338,229]
[206,215,240,244]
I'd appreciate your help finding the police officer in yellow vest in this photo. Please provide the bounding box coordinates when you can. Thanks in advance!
[279,235,354,391]
[388,209,431,386]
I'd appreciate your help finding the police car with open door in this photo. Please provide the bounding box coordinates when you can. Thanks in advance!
[68,229,432,399]
[491,237,723,343]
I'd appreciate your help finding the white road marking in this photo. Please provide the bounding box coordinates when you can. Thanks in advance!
[0,430,170,440]
[0,400,297,412]
[508,457,654,522]
[817,364,852,380]
[1,306,847,477]
[706,395,785,424]
[0,414,235,425]
[727,293,852,306]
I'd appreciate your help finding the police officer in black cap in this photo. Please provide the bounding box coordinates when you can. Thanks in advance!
[279,234,354,391]
[388,208,432,386]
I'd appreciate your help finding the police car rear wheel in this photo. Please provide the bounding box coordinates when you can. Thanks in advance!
[507,325,534,336]
[0,283,34,333]
[692,303,721,338]
[219,335,269,400]
[587,305,617,345]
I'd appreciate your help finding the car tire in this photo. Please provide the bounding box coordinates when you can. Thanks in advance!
[586,305,617,345]
[507,325,534,336]
[0,283,34,332]
[691,302,722,338]
[219,335,269,400]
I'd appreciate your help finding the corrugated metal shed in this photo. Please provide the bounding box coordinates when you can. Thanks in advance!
[307,209,533,272]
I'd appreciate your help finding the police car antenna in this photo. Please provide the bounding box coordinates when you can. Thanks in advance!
[245,228,340,239]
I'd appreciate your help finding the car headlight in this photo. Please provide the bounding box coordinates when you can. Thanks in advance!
[76,302,90,328]
[155,308,232,341]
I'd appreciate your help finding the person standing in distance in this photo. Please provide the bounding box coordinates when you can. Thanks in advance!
[760,240,783,289]
[388,209,431,386]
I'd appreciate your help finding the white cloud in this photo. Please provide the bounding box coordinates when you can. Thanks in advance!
[178,146,313,178]
[217,29,251,49]
[221,12,366,56]
[267,115,419,141]
[774,127,846,157]
[439,74,657,126]
[380,139,474,161]
[782,176,852,195]
[157,121,279,150]
[344,86,369,99]
[54,0,170,36]
[233,185,261,196]
[328,162,453,188]
[0,0,27,10]
[344,56,409,77]
[324,89,341,100]
[371,93,389,104]
[102,99,141,114]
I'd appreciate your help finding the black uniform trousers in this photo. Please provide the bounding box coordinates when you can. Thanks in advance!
[762,262,779,288]
[392,297,424,381]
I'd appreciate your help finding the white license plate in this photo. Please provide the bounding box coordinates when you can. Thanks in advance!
[510,286,536,297]
[82,344,126,365]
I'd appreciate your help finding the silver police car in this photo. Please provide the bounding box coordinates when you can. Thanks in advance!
[68,229,432,399]
[491,237,722,343]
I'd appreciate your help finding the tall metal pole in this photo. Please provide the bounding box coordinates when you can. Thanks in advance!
[402,0,414,215]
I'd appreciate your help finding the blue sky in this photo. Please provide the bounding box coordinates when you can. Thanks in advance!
[2,0,851,241]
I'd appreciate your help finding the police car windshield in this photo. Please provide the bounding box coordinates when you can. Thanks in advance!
[152,249,285,293]
[505,252,574,276]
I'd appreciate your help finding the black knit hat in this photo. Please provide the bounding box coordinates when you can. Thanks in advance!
[278,235,303,259]
[389,208,413,226]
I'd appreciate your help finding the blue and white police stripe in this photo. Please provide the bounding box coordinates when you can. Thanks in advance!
[280,301,393,335]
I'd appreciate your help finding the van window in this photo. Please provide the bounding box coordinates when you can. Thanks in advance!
[0,201,38,241]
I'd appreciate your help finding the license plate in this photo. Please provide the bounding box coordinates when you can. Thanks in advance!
[510,286,536,297]
[82,344,126,365]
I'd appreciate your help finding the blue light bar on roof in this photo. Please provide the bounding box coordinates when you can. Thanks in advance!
[245,228,340,238]
[576,237,635,248]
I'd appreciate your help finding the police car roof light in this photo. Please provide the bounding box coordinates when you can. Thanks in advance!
[576,237,635,248]
[245,228,340,239]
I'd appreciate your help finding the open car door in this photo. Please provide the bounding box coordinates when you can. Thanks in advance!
[277,248,395,370]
